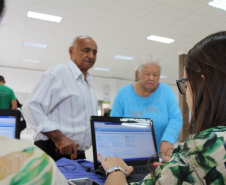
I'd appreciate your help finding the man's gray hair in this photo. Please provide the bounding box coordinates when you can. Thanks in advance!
[71,36,92,48]
[135,55,162,73]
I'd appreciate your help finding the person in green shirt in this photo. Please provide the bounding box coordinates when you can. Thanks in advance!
[0,76,17,109]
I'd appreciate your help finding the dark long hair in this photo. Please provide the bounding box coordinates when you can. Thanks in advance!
[0,0,5,21]
[185,31,226,134]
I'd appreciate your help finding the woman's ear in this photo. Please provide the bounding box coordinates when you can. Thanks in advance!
[201,74,205,80]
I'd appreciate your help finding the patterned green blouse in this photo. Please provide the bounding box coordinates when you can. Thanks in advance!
[129,126,226,185]
[0,136,67,185]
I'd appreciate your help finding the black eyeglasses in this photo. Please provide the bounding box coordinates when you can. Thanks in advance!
[176,78,188,95]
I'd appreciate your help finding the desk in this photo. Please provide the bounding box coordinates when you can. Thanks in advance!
[56,158,106,185]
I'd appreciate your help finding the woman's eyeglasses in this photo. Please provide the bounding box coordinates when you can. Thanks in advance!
[176,78,188,95]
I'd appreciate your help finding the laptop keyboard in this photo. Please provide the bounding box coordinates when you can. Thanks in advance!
[131,165,149,175]
[96,167,106,176]
[97,165,150,176]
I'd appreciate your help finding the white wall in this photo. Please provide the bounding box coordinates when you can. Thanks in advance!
[14,92,29,104]
[92,77,134,108]
[169,84,179,102]
[0,66,178,106]
[0,67,44,103]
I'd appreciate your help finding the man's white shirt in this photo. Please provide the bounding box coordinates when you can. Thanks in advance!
[23,60,98,151]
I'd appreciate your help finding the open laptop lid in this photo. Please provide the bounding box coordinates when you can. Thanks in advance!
[0,109,21,139]
[90,116,158,169]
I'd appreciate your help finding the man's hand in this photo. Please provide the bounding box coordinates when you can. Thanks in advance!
[43,130,79,160]
[160,141,174,159]
[54,135,79,159]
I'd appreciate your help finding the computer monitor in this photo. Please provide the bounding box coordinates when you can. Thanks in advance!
[0,109,21,139]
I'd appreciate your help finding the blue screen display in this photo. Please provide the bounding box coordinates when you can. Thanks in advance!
[0,116,16,138]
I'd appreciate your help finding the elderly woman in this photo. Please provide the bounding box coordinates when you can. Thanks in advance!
[100,31,226,184]
[111,55,182,155]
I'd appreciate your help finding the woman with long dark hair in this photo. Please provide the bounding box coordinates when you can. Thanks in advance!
[0,0,5,20]
[98,31,226,184]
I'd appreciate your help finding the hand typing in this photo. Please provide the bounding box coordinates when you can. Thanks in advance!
[98,154,133,176]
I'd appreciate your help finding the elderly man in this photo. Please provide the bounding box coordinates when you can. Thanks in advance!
[23,36,98,161]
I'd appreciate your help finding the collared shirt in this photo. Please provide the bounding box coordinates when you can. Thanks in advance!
[23,60,98,151]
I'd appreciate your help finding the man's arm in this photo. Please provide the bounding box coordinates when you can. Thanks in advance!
[23,73,78,159]
[10,89,17,109]
[10,100,17,109]
[43,130,78,159]
[22,74,60,135]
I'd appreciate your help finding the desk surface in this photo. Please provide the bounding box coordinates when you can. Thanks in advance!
[56,158,106,185]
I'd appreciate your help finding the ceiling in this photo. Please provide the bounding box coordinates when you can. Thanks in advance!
[0,0,226,85]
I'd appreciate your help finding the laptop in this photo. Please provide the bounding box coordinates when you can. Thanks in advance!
[0,109,21,139]
[90,116,159,182]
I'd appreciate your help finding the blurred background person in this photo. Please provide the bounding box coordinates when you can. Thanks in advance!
[0,1,67,184]
[103,108,110,116]
[111,55,182,157]
[0,75,17,109]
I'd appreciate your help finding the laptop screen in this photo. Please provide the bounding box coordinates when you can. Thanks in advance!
[0,116,17,138]
[92,117,158,165]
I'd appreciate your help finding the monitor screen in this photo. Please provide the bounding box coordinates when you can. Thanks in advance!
[0,116,17,138]
[94,120,157,162]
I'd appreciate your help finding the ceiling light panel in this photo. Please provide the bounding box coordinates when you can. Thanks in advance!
[27,11,62,23]
[160,75,167,78]
[208,0,226,11]
[147,35,175,44]
[23,42,48,49]
[22,59,40,63]
[94,68,110,71]
[114,55,134,60]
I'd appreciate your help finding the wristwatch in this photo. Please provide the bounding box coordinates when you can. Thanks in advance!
[106,165,127,177]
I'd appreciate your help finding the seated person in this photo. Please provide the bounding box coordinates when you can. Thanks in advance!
[99,31,226,184]
[0,136,68,184]
[111,55,182,156]
[0,1,67,184]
